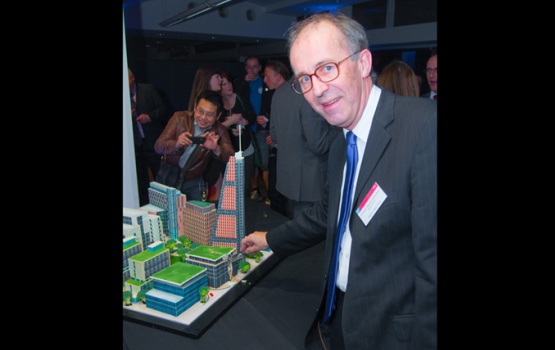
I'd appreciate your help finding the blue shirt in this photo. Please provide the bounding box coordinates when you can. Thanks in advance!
[249,76,263,116]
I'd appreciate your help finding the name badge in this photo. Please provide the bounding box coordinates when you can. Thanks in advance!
[356,182,387,226]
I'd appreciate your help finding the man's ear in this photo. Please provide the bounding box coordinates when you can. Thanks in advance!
[359,49,372,78]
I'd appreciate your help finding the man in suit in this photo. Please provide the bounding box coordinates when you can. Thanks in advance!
[261,59,291,217]
[234,56,273,204]
[421,51,438,100]
[241,12,437,350]
[268,74,340,218]
[129,68,172,206]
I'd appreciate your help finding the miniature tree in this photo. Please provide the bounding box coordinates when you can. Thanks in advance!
[184,237,192,250]
[176,248,188,262]
[165,238,176,249]
[165,238,177,253]
[177,236,187,246]
[123,291,132,306]
[245,251,264,263]
[136,289,147,304]
[238,260,251,273]
[199,286,209,303]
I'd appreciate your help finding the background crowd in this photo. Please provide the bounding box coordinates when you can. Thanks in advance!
[128,49,437,217]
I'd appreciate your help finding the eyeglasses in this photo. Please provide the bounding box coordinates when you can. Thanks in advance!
[291,51,361,94]
[426,67,438,74]
[195,106,217,119]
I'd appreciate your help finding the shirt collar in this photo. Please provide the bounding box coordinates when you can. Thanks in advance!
[348,85,381,144]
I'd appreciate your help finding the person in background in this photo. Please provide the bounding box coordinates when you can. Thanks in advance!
[376,59,421,97]
[234,56,265,120]
[370,67,379,84]
[241,12,437,350]
[234,56,273,205]
[269,72,340,218]
[128,68,172,206]
[154,90,234,201]
[187,65,223,110]
[219,70,257,198]
[421,51,437,100]
[261,59,290,216]
[187,65,225,201]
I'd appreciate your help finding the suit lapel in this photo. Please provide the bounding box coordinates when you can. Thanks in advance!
[328,133,346,231]
[328,90,395,230]
[352,90,394,210]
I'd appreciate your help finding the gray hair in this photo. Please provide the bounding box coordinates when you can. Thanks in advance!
[285,12,368,58]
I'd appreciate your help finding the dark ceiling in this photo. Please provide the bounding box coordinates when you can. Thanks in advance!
[124,0,436,61]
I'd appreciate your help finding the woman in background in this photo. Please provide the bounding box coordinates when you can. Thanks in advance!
[219,70,257,198]
[188,65,222,109]
[376,59,420,97]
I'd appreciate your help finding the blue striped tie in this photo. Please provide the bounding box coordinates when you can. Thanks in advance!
[323,131,358,323]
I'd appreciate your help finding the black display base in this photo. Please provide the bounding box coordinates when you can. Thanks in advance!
[123,252,281,339]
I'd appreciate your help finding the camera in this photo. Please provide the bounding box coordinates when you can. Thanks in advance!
[189,136,206,144]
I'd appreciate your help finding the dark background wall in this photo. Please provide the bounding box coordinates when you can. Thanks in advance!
[128,45,435,114]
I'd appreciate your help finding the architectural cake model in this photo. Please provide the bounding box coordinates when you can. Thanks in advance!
[123,145,268,322]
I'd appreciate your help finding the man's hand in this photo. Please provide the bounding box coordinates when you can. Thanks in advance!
[177,132,194,148]
[136,113,151,124]
[256,115,268,126]
[240,231,269,254]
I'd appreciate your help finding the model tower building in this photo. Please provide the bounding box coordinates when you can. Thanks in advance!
[140,203,169,241]
[211,152,245,253]
[147,182,187,240]
[123,208,166,249]
[182,200,217,245]
[123,208,152,250]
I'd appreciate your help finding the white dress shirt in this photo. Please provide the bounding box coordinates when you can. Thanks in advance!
[336,86,382,292]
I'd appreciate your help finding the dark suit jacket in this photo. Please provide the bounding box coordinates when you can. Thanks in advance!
[421,91,437,101]
[221,92,256,152]
[269,80,340,202]
[266,88,437,349]
[258,87,274,132]
[135,83,172,151]
[234,76,272,116]
[235,77,273,133]
[233,77,255,106]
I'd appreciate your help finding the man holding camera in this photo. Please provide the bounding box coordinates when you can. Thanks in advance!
[154,89,234,201]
